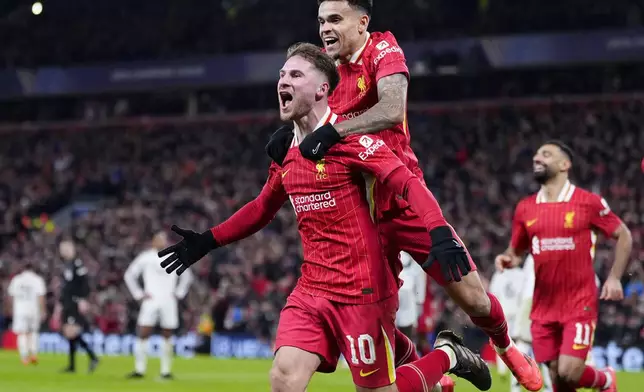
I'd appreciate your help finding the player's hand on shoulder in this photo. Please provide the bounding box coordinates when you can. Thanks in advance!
[299,123,342,161]
[494,253,520,271]
[600,276,624,301]
[422,226,472,283]
[158,225,219,276]
[266,125,294,166]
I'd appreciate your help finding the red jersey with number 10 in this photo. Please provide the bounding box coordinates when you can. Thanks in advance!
[329,31,424,218]
[511,182,622,322]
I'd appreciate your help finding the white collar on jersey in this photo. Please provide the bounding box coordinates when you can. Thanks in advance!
[536,180,576,203]
[291,106,338,146]
[335,32,371,66]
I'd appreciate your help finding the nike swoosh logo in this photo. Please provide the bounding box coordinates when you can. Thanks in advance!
[281,169,290,178]
[312,142,322,155]
[526,219,538,227]
[572,344,588,350]
[359,368,380,377]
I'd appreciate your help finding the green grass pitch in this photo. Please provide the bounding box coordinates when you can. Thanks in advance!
[0,350,641,391]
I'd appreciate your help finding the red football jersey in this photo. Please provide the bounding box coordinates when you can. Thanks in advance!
[276,109,406,304]
[511,182,622,322]
[329,31,424,218]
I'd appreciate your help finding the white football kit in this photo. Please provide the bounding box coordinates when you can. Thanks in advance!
[124,249,194,329]
[8,270,46,334]
[396,251,426,329]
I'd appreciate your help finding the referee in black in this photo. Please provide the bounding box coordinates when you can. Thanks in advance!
[59,239,99,373]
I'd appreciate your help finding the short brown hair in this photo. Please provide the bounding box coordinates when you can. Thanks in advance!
[318,0,372,16]
[286,42,340,94]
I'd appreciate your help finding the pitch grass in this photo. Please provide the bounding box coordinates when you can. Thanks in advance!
[0,350,641,391]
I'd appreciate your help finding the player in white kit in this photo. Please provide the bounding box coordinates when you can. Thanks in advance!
[124,232,194,379]
[7,263,46,365]
[396,251,427,341]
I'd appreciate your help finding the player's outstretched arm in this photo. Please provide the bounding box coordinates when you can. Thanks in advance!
[159,165,288,275]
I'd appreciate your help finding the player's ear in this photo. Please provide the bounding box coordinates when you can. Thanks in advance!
[358,14,369,34]
[316,82,329,101]
[561,158,572,171]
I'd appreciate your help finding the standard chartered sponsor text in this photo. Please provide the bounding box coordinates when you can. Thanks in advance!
[293,191,337,213]
[540,237,576,251]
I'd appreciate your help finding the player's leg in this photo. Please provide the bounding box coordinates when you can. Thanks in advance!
[27,315,41,364]
[271,290,338,392]
[381,213,541,391]
[530,320,564,390]
[61,306,84,373]
[159,299,179,379]
[393,327,419,366]
[12,316,29,364]
[271,346,322,392]
[558,320,615,391]
[128,300,156,378]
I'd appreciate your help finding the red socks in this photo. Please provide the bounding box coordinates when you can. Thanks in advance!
[394,329,420,366]
[576,366,608,389]
[470,293,511,349]
[395,350,450,392]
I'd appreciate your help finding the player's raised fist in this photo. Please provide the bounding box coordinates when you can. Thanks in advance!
[495,254,519,271]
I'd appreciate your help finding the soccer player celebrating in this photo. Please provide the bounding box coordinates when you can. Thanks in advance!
[160,43,489,392]
[124,231,194,380]
[7,262,46,365]
[56,240,99,373]
[495,141,633,392]
[265,1,542,390]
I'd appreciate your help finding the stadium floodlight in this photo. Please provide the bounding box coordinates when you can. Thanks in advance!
[31,2,42,15]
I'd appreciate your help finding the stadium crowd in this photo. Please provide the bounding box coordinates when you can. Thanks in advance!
[0,96,642,349]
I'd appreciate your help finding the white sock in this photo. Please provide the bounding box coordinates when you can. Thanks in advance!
[603,371,612,389]
[134,338,148,374]
[160,337,173,375]
[17,334,28,360]
[436,346,457,370]
[495,339,513,354]
[29,332,39,357]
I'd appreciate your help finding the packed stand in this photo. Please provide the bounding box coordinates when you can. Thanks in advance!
[1,0,643,68]
[0,98,642,348]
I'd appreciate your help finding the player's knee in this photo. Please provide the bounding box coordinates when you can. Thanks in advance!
[269,363,306,392]
[557,360,583,385]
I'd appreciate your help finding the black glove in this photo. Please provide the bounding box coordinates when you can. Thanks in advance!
[422,226,472,283]
[158,225,219,276]
[299,123,342,161]
[265,125,294,166]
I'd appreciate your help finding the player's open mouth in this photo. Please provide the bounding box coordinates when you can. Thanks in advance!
[279,91,293,110]
[323,37,339,50]
[533,163,546,172]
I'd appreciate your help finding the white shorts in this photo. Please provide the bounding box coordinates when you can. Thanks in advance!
[137,299,178,329]
[12,314,41,334]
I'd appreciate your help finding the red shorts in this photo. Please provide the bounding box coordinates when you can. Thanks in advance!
[274,289,398,388]
[531,318,597,363]
[378,208,477,286]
